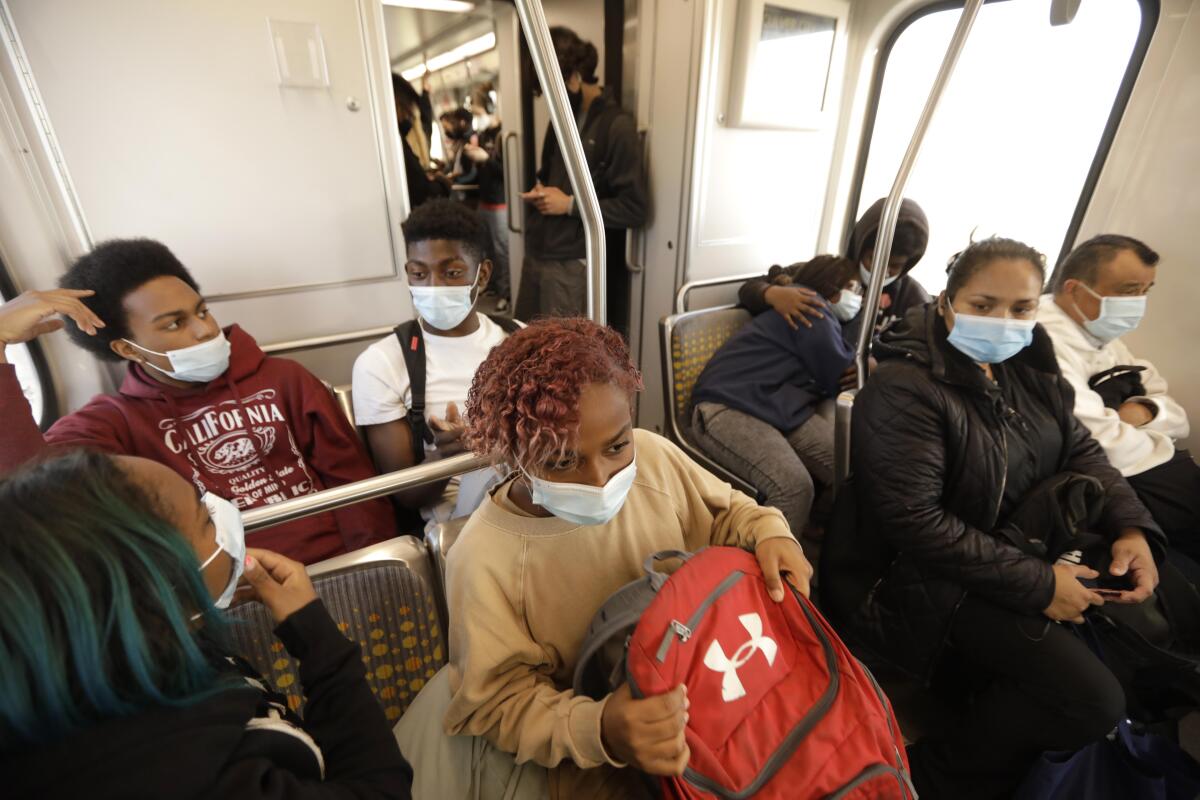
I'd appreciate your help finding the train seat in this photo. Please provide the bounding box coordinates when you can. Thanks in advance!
[425,517,469,629]
[659,305,758,498]
[225,535,446,721]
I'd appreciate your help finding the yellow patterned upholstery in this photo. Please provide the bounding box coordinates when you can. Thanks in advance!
[669,307,752,421]
[227,560,445,721]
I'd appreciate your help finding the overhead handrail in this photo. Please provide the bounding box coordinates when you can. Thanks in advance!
[853,0,983,388]
[512,0,606,323]
[837,0,982,492]
[243,453,491,532]
[675,272,763,315]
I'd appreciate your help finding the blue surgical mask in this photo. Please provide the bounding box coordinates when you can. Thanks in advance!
[860,266,899,289]
[526,457,637,526]
[199,492,247,609]
[946,311,1036,364]
[831,290,863,322]
[1075,283,1146,345]
[125,332,231,383]
[410,274,480,331]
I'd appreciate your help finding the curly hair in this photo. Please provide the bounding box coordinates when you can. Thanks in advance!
[465,318,643,471]
[401,198,491,264]
[58,239,199,362]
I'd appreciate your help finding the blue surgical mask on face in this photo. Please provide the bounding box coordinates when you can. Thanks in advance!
[1075,282,1146,345]
[526,457,638,526]
[946,310,1036,364]
[410,272,480,331]
[124,332,232,383]
[831,290,863,322]
[199,492,247,609]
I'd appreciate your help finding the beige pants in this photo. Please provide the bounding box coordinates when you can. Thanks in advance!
[393,668,655,800]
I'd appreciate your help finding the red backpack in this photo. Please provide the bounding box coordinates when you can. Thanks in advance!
[573,547,913,799]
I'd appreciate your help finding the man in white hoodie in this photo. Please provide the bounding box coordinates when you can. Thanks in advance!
[1038,234,1200,561]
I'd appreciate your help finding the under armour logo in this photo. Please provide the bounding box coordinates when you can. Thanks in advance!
[703,613,778,702]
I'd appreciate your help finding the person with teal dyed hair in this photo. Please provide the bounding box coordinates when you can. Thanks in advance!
[0,451,413,799]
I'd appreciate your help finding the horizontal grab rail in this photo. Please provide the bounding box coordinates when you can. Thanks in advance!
[260,326,395,356]
[674,272,762,315]
[243,452,491,532]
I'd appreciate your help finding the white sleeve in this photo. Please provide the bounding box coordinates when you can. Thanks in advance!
[351,346,410,426]
[1057,342,1174,474]
[1123,346,1190,439]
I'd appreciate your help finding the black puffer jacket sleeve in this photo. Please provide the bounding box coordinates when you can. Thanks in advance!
[207,600,414,799]
[1057,376,1166,559]
[855,368,1057,614]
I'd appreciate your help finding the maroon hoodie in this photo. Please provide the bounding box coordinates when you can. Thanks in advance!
[0,325,395,563]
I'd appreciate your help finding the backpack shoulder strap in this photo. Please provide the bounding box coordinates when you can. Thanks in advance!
[393,319,430,465]
[486,314,522,335]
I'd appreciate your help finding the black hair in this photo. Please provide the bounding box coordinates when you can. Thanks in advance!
[391,73,420,111]
[859,221,925,264]
[1050,234,1160,292]
[550,26,597,87]
[401,199,490,265]
[439,108,473,139]
[772,255,857,300]
[944,237,1046,301]
[58,239,199,362]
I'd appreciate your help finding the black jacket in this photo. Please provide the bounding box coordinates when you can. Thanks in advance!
[738,198,931,334]
[5,601,414,799]
[525,91,647,260]
[838,305,1162,680]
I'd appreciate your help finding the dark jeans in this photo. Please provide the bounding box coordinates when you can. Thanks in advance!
[909,597,1124,800]
[1128,449,1200,563]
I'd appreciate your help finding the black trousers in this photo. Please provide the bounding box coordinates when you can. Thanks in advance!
[1128,449,1200,563]
[908,597,1124,800]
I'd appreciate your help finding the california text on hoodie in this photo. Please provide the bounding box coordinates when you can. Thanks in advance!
[0,325,395,563]
[737,197,931,334]
[3,600,414,800]
[1036,296,1189,477]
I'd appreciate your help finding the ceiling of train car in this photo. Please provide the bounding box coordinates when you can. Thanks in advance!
[384,4,495,67]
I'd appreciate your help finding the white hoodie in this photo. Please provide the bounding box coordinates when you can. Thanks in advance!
[1037,295,1188,477]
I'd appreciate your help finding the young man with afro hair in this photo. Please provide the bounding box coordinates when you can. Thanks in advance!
[0,238,395,563]
[352,198,523,527]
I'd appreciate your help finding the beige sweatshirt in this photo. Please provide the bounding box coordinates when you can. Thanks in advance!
[443,429,793,797]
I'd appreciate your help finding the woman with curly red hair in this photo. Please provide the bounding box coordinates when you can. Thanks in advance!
[396,318,811,800]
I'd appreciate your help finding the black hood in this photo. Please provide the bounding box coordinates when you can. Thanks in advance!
[876,303,1062,391]
[4,688,261,800]
[848,197,930,276]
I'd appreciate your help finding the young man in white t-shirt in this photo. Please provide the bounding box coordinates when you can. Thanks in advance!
[353,199,521,526]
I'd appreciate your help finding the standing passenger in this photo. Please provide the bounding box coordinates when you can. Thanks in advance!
[689,256,863,534]
[516,27,646,332]
[464,91,512,312]
[352,199,522,528]
[1038,235,1200,562]
[395,317,810,799]
[0,239,395,564]
[835,238,1163,799]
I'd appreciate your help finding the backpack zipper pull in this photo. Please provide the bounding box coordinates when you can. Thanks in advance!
[669,620,692,642]
[656,620,693,663]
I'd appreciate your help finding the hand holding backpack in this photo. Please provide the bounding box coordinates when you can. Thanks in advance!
[574,546,914,799]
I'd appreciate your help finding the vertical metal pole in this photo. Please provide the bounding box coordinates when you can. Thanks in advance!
[854,0,984,388]
[512,0,607,324]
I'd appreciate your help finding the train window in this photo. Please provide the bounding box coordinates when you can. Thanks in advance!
[0,278,56,429]
[854,0,1150,293]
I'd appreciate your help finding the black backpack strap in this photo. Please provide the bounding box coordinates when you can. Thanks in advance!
[393,320,431,465]
[486,314,522,334]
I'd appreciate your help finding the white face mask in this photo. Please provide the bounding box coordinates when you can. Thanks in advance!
[410,273,480,331]
[1075,282,1147,345]
[860,265,900,289]
[198,492,247,610]
[526,457,638,526]
[831,290,863,322]
[124,331,231,383]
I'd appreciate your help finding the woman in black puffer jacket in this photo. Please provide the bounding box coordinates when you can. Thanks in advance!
[840,238,1164,799]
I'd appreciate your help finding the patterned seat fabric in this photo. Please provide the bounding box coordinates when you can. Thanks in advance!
[227,561,445,722]
[669,307,752,426]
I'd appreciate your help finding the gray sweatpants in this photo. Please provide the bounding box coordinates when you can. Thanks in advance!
[514,256,587,320]
[690,401,835,534]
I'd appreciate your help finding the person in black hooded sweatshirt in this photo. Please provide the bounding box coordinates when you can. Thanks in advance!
[738,197,931,337]
[0,450,413,800]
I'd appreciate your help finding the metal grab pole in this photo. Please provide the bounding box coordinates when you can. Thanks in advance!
[854,0,983,388]
[512,0,606,324]
[242,453,489,532]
